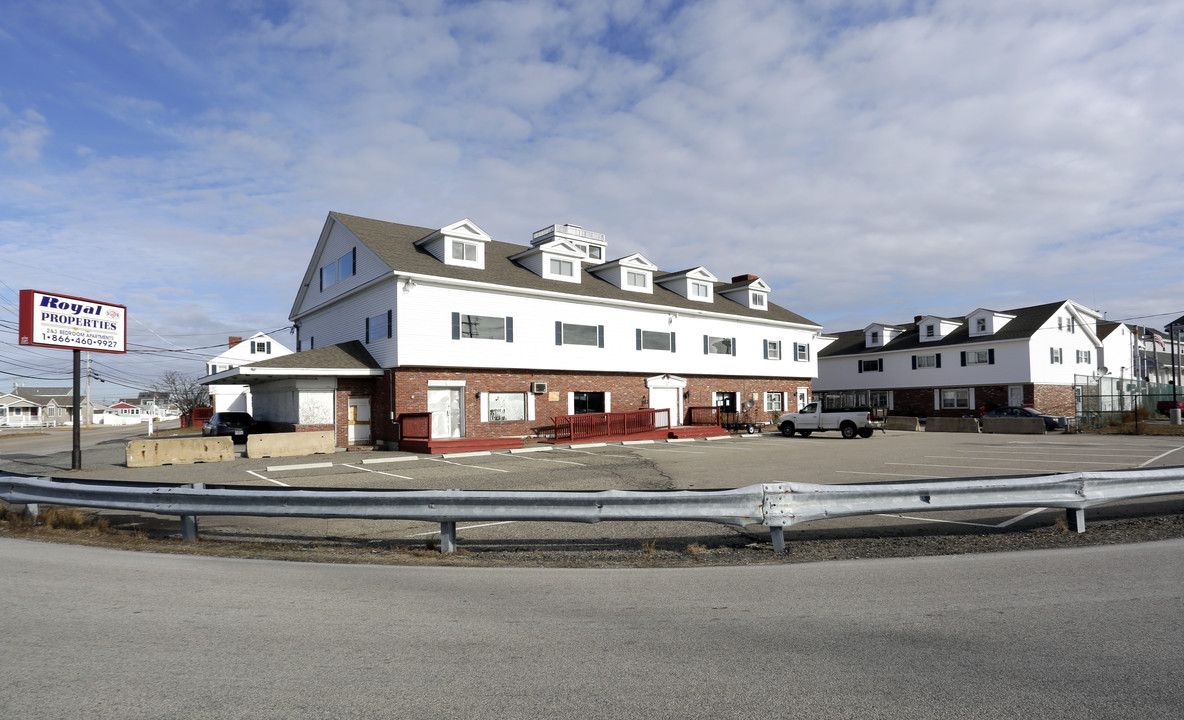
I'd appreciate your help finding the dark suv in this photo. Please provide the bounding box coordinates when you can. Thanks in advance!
[202,412,257,441]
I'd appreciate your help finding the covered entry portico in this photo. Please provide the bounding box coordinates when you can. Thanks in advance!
[646,374,687,426]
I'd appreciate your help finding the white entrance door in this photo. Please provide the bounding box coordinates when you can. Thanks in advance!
[428,388,462,439]
[1008,385,1024,406]
[650,387,680,427]
[797,387,810,411]
[348,397,372,444]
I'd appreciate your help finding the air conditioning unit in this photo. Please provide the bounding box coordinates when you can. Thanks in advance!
[530,382,548,394]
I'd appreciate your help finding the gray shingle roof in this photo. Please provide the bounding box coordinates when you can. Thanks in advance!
[326,212,821,327]
[820,301,1067,357]
[242,340,380,370]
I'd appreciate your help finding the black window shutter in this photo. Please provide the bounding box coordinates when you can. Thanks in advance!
[732,338,736,357]
[911,355,917,370]
[597,325,604,348]
[858,360,863,374]
[266,341,272,353]
[556,321,563,346]
[763,340,769,360]
[452,312,460,340]
[636,329,642,350]
[505,317,514,342]
[878,358,884,372]
[988,348,995,364]
[365,317,370,344]
[351,248,356,275]
[387,310,392,338]
[703,335,709,355]
[670,332,676,353]
[936,353,942,368]
[961,351,967,367]
[250,342,255,354]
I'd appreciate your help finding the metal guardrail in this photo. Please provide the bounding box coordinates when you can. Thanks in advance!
[3,467,1183,553]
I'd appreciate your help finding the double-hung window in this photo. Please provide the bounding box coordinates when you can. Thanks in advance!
[764,392,784,412]
[1076,349,1091,364]
[941,388,970,409]
[1050,347,1063,364]
[794,342,809,361]
[914,354,939,369]
[764,340,781,360]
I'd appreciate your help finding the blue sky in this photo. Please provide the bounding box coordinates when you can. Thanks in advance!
[2,0,1182,400]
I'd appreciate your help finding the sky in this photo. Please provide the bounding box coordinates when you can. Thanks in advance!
[2,0,1182,401]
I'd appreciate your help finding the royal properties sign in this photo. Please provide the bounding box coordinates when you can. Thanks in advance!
[19,289,127,354]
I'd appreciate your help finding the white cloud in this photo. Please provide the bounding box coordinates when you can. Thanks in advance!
[1,108,50,163]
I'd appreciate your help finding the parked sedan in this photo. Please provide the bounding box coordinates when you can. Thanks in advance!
[980,406,1068,431]
[202,412,257,441]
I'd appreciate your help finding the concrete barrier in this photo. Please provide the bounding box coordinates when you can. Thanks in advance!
[980,417,1046,434]
[884,416,922,431]
[246,431,335,459]
[126,437,234,467]
[924,417,981,433]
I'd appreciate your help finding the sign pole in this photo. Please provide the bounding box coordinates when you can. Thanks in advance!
[73,348,82,470]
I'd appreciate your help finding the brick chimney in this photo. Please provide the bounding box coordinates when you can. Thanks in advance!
[229,336,243,348]
[914,316,924,324]
[732,274,760,283]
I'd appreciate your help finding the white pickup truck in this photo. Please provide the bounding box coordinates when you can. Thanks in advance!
[778,403,883,439]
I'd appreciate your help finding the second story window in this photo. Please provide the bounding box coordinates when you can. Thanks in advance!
[705,336,734,355]
[320,248,356,291]
[626,271,648,288]
[452,241,477,262]
[452,313,513,342]
[550,258,574,277]
[637,329,675,352]
[691,282,710,299]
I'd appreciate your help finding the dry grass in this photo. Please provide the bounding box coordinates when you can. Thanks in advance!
[641,538,658,555]
[685,542,708,558]
[0,504,110,533]
[1052,516,1069,533]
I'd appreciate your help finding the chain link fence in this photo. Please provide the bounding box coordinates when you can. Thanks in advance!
[1074,376,1182,431]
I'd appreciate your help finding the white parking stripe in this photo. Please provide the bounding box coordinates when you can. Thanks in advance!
[495,452,585,466]
[342,464,414,480]
[247,470,289,487]
[968,449,1156,459]
[406,521,517,537]
[428,458,510,473]
[886,462,1055,472]
[926,455,1125,466]
[1141,444,1184,467]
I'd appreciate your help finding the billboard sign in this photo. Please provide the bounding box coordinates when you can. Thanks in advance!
[19,289,127,354]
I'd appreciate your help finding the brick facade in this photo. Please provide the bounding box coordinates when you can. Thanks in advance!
[889,382,1071,418]
[379,367,812,443]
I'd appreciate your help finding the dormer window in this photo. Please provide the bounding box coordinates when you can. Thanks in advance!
[658,267,718,302]
[871,331,880,344]
[976,318,986,333]
[692,281,710,299]
[626,270,648,288]
[752,293,766,307]
[926,324,935,337]
[415,219,491,269]
[452,241,477,262]
[550,258,574,277]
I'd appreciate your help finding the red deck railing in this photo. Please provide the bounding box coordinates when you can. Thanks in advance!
[685,406,721,426]
[552,408,671,443]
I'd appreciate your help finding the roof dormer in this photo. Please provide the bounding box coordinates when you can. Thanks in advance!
[916,315,962,342]
[656,267,718,302]
[864,323,905,347]
[414,219,491,270]
[718,274,771,310]
[966,308,1016,337]
[509,239,585,284]
[531,224,607,264]
[590,253,657,293]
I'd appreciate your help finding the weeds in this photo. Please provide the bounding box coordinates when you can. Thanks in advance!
[685,543,708,558]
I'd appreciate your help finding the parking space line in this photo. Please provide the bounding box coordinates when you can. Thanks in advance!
[406,521,517,537]
[836,470,952,479]
[554,448,637,458]
[267,461,335,472]
[342,463,414,480]
[886,462,1053,472]
[1141,444,1184,467]
[926,455,1124,466]
[877,507,1048,529]
[428,458,510,473]
[247,470,289,487]
[629,447,706,454]
[495,452,585,466]
[971,449,1156,458]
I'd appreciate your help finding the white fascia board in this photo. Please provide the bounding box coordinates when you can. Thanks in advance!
[393,271,824,333]
[289,214,342,320]
[200,366,383,385]
[1064,303,1102,348]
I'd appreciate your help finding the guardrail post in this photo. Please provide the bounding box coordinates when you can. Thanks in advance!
[25,503,39,520]
[1066,508,1086,534]
[180,483,203,541]
[770,526,785,553]
[439,521,457,554]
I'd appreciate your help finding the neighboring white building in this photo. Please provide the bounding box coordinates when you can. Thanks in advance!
[205,332,293,413]
[204,212,828,449]
[815,300,1115,418]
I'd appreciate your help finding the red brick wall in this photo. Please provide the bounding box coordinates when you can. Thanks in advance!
[887,382,1070,418]
[385,367,812,440]
[1033,384,1076,417]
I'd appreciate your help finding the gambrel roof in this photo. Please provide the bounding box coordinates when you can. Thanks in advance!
[298,212,820,327]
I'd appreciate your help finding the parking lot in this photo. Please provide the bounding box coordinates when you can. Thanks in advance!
[8,428,1179,554]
